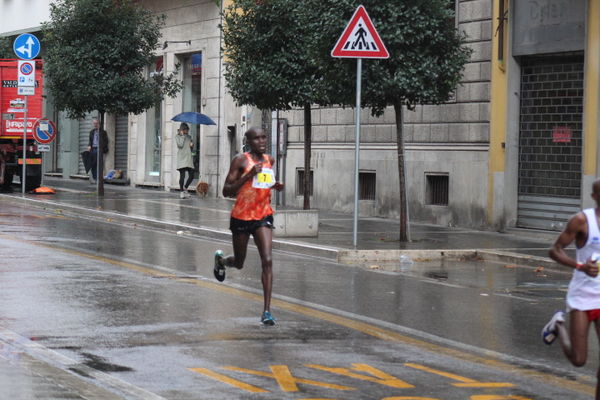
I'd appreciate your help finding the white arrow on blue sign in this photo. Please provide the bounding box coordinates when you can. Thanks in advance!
[13,33,41,60]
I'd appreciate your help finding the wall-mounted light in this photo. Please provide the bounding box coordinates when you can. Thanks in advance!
[162,40,191,50]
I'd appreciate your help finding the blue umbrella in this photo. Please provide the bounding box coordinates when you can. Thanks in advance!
[171,112,216,126]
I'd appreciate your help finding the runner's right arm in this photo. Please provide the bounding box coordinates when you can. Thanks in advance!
[549,212,598,277]
[222,155,261,197]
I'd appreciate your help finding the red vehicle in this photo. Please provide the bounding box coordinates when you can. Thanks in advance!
[0,59,44,191]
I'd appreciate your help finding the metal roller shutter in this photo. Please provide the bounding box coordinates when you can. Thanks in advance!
[517,56,584,231]
[115,115,128,171]
[78,114,94,175]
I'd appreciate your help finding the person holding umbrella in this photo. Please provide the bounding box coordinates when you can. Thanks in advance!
[175,122,195,198]
[171,112,216,198]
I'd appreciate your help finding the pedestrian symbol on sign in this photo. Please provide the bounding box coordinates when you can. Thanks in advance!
[344,24,377,51]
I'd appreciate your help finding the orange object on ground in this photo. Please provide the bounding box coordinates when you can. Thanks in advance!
[31,186,55,194]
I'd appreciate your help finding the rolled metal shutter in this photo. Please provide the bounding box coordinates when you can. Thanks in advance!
[517,56,584,231]
[78,115,94,174]
[115,115,128,171]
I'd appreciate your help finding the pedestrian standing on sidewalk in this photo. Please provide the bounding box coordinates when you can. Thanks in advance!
[544,179,600,400]
[213,127,284,326]
[176,123,194,199]
[87,118,108,184]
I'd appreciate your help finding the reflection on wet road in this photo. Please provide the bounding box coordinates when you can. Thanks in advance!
[0,201,595,399]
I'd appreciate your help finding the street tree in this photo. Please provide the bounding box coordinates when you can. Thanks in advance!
[42,0,182,195]
[222,0,345,210]
[307,0,472,241]
[0,36,13,59]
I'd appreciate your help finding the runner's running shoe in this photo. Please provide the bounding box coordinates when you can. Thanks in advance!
[213,250,225,282]
[261,311,276,326]
[542,311,565,345]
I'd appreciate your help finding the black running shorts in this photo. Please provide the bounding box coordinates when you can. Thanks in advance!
[229,214,274,235]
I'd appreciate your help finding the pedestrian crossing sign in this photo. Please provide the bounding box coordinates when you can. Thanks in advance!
[331,5,389,59]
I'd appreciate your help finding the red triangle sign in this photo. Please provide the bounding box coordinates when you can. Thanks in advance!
[331,5,389,59]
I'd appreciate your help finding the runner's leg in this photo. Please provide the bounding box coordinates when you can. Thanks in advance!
[253,226,273,313]
[222,232,250,270]
[556,310,590,366]
[595,319,600,400]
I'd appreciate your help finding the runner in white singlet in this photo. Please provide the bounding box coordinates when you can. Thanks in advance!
[545,179,600,400]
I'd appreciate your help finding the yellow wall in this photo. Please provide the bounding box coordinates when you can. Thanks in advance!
[583,0,600,177]
[487,0,508,223]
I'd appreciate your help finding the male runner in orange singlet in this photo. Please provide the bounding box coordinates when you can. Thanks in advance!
[214,127,284,325]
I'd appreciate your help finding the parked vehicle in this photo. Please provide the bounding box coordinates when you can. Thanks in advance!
[0,59,44,191]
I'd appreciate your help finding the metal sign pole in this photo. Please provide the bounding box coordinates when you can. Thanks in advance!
[21,95,28,195]
[352,58,363,248]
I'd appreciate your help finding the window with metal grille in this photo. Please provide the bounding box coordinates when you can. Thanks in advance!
[359,172,376,200]
[296,169,313,196]
[426,174,449,205]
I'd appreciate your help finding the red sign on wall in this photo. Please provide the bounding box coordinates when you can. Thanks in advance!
[552,126,572,143]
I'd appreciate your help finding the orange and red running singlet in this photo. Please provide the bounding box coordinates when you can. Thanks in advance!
[231,153,274,221]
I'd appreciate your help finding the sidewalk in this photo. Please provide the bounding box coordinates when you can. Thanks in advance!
[0,177,566,267]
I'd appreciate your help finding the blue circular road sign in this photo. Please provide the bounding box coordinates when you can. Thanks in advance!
[13,33,41,60]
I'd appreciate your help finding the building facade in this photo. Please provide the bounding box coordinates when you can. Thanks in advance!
[15,0,592,234]
[278,0,493,228]
[488,0,599,231]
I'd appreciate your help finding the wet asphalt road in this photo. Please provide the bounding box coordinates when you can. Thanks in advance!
[0,200,597,399]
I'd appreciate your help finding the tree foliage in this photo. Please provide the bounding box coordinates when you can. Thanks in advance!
[42,0,182,119]
[223,0,329,111]
[0,36,13,59]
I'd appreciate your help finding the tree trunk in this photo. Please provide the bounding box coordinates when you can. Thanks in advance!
[303,103,311,210]
[98,111,105,197]
[394,102,408,242]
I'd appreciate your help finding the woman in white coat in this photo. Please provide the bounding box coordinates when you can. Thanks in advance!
[175,123,195,198]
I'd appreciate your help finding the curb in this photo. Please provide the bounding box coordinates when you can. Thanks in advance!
[1,194,557,269]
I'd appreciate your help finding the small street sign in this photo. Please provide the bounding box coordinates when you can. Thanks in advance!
[331,5,389,59]
[18,60,36,87]
[18,87,35,96]
[37,144,51,152]
[13,33,41,60]
[330,5,390,246]
[33,118,57,144]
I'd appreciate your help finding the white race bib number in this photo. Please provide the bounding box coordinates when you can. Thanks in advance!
[252,168,275,189]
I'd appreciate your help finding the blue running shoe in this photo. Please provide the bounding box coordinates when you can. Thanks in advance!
[542,311,565,345]
[213,250,225,282]
[261,311,276,326]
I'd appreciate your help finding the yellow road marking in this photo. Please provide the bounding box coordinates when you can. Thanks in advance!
[306,363,414,388]
[222,365,355,392]
[469,396,532,400]
[382,397,440,400]
[0,233,594,396]
[188,368,267,393]
[405,363,513,388]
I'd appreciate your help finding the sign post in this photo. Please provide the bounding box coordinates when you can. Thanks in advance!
[331,5,389,247]
[13,33,41,195]
[33,119,58,189]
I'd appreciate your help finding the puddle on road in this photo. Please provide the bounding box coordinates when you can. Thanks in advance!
[79,352,133,372]
[358,258,569,300]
